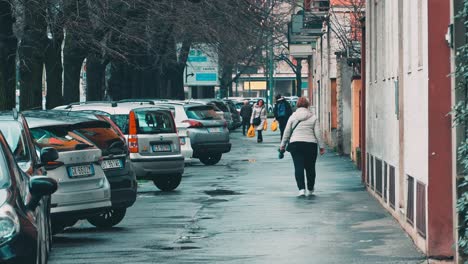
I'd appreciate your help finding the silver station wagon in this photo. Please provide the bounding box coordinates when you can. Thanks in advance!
[56,102,185,191]
[24,113,112,233]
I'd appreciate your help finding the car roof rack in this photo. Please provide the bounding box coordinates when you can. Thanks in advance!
[118,99,158,105]
[65,101,118,109]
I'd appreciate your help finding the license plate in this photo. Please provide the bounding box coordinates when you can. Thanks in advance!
[208,127,222,133]
[152,144,171,152]
[101,159,123,170]
[68,165,94,178]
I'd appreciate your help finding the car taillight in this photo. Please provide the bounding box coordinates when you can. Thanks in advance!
[182,120,203,128]
[44,161,64,170]
[128,111,139,153]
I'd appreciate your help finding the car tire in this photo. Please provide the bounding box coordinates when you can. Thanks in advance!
[199,153,222,165]
[153,174,182,191]
[87,208,127,228]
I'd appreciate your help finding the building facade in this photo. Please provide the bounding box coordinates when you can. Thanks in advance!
[365,0,454,257]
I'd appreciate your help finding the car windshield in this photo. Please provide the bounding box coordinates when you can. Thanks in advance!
[186,106,221,120]
[110,114,130,134]
[0,121,30,162]
[30,125,96,152]
[134,110,175,134]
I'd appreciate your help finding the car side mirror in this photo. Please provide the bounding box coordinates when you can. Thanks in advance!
[40,147,59,163]
[27,176,58,210]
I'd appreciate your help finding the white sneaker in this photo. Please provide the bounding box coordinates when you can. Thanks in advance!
[298,190,305,196]
[307,189,314,196]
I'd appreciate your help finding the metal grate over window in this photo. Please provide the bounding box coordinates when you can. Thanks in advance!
[407,176,415,226]
[416,181,426,238]
[375,158,383,197]
[389,165,395,209]
[384,162,388,202]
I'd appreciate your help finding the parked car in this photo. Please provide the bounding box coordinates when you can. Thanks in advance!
[187,99,235,130]
[181,103,231,165]
[117,100,193,163]
[28,110,138,228]
[23,113,112,233]
[0,130,57,264]
[55,102,185,191]
[0,110,61,261]
[134,101,231,165]
[222,99,242,129]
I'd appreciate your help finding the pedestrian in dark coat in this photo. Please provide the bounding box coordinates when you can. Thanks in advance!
[273,94,293,140]
[280,97,325,197]
[239,100,253,136]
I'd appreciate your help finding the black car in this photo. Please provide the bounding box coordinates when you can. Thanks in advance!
[0,111,60,262]
[0,130,57,263]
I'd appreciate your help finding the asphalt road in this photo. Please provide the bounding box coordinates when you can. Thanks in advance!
[49,128,425,264]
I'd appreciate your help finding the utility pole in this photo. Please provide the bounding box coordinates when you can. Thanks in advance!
[296,58,302,96]
[267,0,274,110]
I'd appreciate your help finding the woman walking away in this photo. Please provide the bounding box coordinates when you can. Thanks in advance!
[280,97,325,196]
[250,99,267,143]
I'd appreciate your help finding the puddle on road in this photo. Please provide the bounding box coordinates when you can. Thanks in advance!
[144,245,201,251]
[204,189,242,196]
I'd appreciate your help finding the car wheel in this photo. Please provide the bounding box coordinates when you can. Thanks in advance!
[153,174,182,191]
[87,208,127,228]
[199,153,222,165]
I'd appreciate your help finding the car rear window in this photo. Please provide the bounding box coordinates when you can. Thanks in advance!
[30,125,97,152]
[75,127,126,156]
[134,110,175,134]
[185,106,221,120]
[212,102,229,112]
[0,121,30,162]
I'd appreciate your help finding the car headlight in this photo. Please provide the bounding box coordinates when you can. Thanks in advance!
[0,204,20,245]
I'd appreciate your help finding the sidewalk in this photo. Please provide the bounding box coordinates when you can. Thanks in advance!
[185,128,427,264]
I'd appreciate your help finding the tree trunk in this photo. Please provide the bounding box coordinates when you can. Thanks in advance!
[18,46,43,110]
[18,0,48,110]
[86,57,106,101]
[45,37,64,109]
[0,1,17,110]
[63,31,86,104]
[220,65,233,98]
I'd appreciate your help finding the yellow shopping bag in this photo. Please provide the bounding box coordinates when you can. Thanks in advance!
[271,120,278,131]
[263,119,268,131]
[247,125,256,138]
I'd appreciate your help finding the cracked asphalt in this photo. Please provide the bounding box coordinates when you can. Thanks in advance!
[48,127,425,264]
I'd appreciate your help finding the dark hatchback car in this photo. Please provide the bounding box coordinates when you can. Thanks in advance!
[0,130,57,264]
[24,110,138,228]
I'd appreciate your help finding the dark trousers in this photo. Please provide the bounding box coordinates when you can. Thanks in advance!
[277,117,288,140]
[290,142,318,190]
[257,130,263,142]
[242,119,250,135]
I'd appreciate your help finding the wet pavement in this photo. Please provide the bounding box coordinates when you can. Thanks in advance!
[49,126,426,264]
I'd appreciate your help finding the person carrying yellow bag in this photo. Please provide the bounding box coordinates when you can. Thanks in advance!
[271,120,278,131]
[247,125,256,138]
[250,99,267,143]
